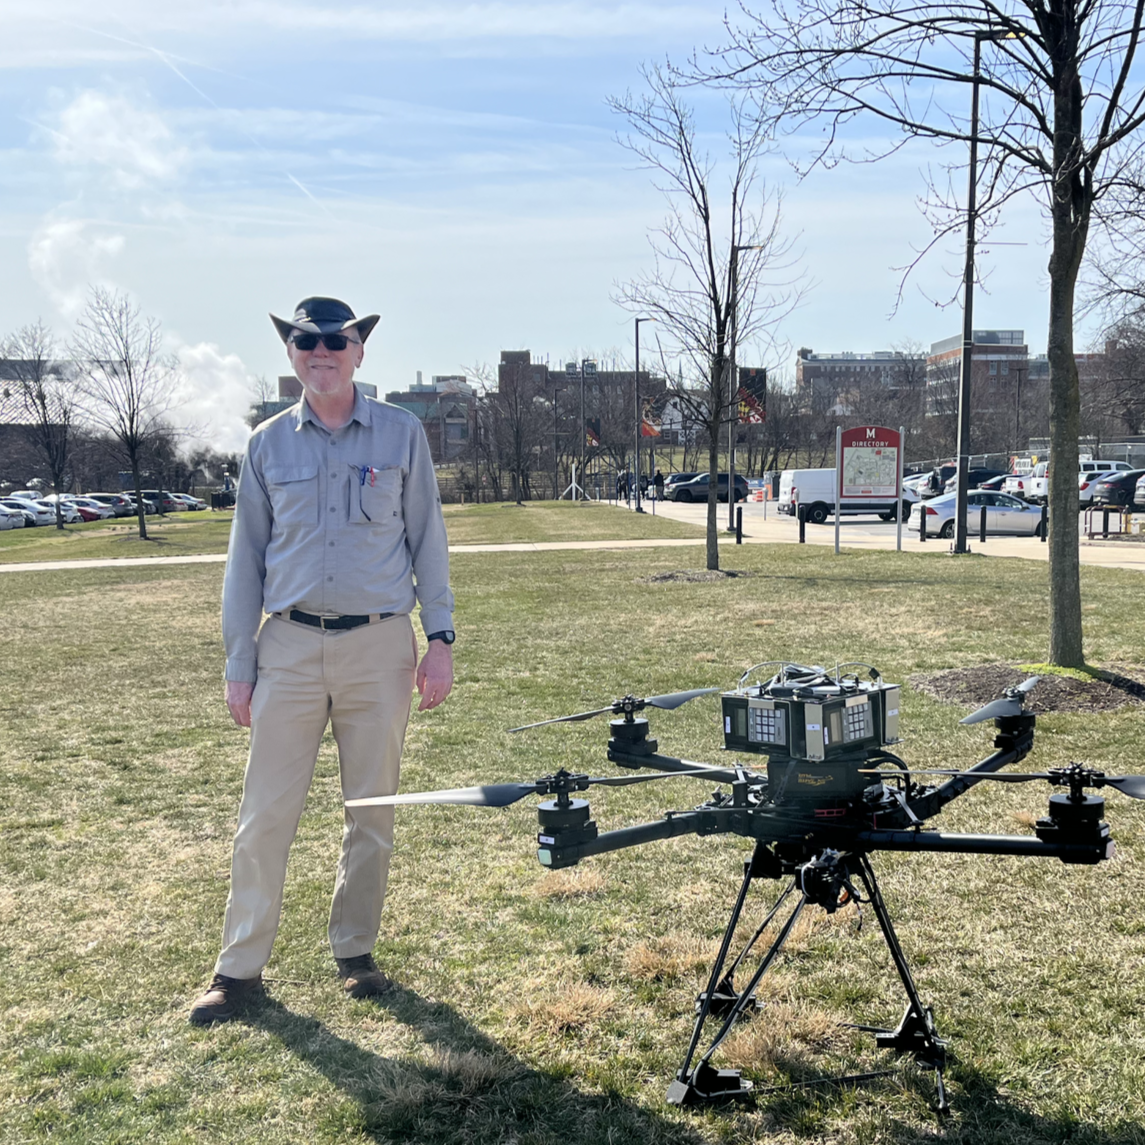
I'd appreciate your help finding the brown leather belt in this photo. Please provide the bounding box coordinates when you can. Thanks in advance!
[281,609,394,631]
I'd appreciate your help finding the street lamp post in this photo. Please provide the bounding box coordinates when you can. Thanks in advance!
[634,317,655,513]
[954,29,1014,553]
[727,244,763,529]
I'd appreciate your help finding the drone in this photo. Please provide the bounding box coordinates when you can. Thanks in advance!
[346,663,1141,1114]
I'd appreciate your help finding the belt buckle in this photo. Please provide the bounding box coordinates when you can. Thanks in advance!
[319,615,333,631]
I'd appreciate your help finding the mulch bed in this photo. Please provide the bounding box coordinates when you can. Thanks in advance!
[910,663,1145,714]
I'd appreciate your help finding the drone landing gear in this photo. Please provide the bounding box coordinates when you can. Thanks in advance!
[667,846,949,1114]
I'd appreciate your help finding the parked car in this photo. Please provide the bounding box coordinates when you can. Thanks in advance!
[69,497,116,520]
[86,493,135,517]
[663,472,701,496]
[666,472,750,503]
[1079,470,1122,508]
[0,504,25,529]
[942,467,1007,494]
[919,465,957,497]
[1,497,53,526]
[141,489,181,513]
[124,495,157,515]
[976,474,1009,491]
[170,492,207,511]
[910,490,1045,539]
[1090,470,1145,508]
[36,498,82,524]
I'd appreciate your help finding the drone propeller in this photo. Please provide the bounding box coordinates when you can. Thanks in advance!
[345,766,726,809]
[959,676,1040,725]
[508,688,720,733]
[859,765,1145,800]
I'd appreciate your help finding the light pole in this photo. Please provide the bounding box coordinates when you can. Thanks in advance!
[634,317,655,513]
[727,244,763,529]
[954,29,1015,553]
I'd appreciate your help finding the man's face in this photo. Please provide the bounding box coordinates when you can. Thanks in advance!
[287,330,364,399]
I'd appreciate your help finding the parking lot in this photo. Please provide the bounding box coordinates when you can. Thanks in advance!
[638,495,1145,572]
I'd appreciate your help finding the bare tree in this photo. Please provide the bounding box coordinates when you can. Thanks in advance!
[69,288,179,539]
[611,64,803,569]
[2,321,76,528]
[705,0,1145,664]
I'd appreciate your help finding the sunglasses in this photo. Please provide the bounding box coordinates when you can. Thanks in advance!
[289,332,361,352]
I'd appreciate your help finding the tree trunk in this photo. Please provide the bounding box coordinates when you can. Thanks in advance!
[706,432,720,570]
[131,458,148,540]
[1045,61,1090,668]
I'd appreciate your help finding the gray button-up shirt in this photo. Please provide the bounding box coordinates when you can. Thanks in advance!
[222,389,454,682]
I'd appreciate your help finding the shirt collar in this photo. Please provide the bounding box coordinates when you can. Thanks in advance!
[294,386,373,432]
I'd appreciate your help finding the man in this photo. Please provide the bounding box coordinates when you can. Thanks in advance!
[190,297,454,1024]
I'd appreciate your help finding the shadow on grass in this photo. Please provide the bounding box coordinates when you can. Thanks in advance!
[244,985,708,1145]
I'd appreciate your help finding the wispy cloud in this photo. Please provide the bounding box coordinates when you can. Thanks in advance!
[49,89,187,189]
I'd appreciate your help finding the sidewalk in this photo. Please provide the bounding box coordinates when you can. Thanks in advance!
[3,501,1144,573]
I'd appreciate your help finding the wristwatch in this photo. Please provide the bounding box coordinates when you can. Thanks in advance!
[426,630,456,645]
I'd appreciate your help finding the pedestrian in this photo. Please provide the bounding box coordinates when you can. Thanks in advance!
[617,470,627,500]
[189,297,455,1024]
[654,469,664,500]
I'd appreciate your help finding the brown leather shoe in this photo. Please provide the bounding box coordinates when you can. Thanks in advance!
[188,973,264,1025]
[335,953,393,998]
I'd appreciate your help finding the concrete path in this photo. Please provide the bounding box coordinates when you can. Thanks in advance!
[640,497,1145,573]
[2,501,1143,573]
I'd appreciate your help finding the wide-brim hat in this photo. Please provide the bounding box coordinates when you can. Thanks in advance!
[270,297,380,344]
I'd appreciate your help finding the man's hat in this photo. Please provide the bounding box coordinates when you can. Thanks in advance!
[270,297,380,344]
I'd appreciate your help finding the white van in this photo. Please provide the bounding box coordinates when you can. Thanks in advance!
[777,468,918,524]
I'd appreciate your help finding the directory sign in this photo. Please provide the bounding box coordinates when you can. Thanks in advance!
[838,426,901,500]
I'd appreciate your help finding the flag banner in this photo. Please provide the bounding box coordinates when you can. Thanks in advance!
[737,367,767,424]
[586,417,601,446]
[640,399,662,437]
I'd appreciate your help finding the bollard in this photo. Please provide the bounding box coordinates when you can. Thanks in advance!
[919,506,927,542]
[798,504,807,544]
[736,505,742,544]
[979,504,987,544]
[1103,506,1110,538]
[1040,503,1048,542]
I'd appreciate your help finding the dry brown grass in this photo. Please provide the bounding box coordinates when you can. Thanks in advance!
[512,981,617,1034]
[624,934,719,983]
[719,1000,843,1072]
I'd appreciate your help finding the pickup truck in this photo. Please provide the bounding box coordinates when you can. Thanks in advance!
[1005,460,1131,504]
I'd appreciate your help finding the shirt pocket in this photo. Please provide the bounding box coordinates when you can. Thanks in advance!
[350,468,402,526]
[264,463,318,529]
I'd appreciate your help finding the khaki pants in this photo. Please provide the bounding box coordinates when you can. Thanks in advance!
[216,613,417,979]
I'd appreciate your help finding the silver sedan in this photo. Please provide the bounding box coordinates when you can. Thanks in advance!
[910,490,1045,539]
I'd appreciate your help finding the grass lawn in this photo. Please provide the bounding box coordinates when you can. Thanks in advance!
[2,540,1145,1144]
[0,502,702,565]
[0,513,235,564]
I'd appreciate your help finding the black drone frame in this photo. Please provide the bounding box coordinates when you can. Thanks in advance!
[529,711,1114,1111]
[351,688,1124,1114]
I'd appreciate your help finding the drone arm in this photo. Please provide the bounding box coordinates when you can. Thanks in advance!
[905,715,1036,821]
[607,747,747,786]
[856,828,1113,864]
[538,812,705,869]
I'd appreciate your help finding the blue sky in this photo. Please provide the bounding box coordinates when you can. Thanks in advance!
[3,2,1059,451]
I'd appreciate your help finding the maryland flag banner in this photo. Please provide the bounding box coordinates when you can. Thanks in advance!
[586,417,601,447]
[737,367,767,425]
[640,399,662,437]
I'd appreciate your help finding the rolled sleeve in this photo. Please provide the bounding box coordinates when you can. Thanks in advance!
[222,447,272,683]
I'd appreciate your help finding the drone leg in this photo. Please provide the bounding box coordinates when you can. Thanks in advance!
[668,879,807,1106]
[855,855,949,1115]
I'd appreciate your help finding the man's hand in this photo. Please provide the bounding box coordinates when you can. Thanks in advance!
[225,680,255,727]
[416,640,454,711]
